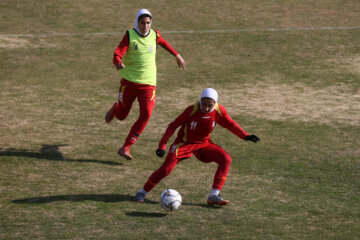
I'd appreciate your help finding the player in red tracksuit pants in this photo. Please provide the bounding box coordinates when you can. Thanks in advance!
[105,9,186,160]
[134,88,260,205]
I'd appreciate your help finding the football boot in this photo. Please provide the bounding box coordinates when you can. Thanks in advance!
[207,194,230,206]
[117,147,133,160]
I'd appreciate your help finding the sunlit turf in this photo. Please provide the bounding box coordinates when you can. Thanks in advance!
[1,0,359,239]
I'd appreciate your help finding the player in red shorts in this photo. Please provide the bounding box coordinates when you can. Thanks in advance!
[105,9,186,160]
[134,88,260,205]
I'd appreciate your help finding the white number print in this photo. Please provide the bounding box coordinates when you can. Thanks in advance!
[190,121,197,130]
[118,92,123,102]
[170,144,177,153]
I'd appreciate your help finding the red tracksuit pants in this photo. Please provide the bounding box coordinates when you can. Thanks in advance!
[112,79,156,147]
[143,142,232,192]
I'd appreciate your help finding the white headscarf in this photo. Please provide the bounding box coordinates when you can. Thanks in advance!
[200,88,218,112]
[134,9,152,36]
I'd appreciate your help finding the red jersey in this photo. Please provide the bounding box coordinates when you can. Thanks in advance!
[158,102,249,150]
[113,29,178,67]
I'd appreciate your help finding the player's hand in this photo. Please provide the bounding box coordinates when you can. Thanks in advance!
[156,149,165,158]
[116,63,125,70]
[245,135,260,143]
[175,54,186,70]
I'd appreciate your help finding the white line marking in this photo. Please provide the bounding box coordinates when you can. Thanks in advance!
[164,26,360,33]
[1,26,359,38]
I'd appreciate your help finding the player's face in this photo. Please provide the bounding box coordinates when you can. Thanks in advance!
[138,16,152,35]
[200,98,215,114]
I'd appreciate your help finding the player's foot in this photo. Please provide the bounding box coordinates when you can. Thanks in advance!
[207,194,230,206]
[134,191,145,203]
[117,147,132,160]
[105,103,116,123]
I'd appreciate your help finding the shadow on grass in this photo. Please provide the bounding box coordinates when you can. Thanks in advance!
[182,202,225,209]
[12,193,159,204]
[0,144,121,166]
[125,211,168,218]
[13,194,224,214]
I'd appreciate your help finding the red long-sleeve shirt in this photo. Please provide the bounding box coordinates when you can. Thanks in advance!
[158,102,249,150]
[113,29,179,67]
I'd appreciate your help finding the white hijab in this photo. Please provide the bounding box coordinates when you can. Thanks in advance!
[200,88,218,113]
[134,9,152,36]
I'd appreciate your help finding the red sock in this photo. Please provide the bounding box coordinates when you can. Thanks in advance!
[212,176,226,190]
[143,179,157,192]
[122,133,138,149]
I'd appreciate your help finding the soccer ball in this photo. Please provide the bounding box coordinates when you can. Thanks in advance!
[159,189,182,212]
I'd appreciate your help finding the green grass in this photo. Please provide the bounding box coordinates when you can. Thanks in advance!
[1,0,359,239]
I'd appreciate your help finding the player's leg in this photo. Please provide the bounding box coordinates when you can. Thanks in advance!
[135,143,182,202]
[119,86,155,160]
[194,143,232,205]
[105,80,137,123]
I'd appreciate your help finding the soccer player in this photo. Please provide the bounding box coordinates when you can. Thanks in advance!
[134,88,260,205]
[105,9,186,160]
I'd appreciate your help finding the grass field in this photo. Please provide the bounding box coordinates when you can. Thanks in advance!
[1,0,359,239]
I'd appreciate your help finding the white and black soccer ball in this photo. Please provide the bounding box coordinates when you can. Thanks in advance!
[159,189,182,212]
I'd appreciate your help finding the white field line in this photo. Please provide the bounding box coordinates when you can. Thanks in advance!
[0,26,360,38]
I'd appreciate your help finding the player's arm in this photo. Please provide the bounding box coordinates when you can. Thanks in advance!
[155,30,186,70]
[156,106,194,157]
[217,105,259,142]
[113,31,129,70]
